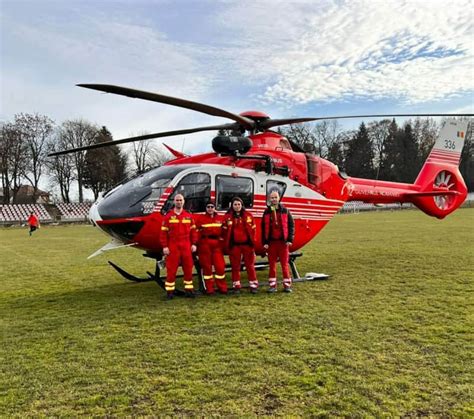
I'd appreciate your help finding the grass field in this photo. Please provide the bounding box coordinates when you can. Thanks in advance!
[1,209,473,416]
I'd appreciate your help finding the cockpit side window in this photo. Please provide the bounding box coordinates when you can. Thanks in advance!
[216,175,254,210]
[279,139,291,150]
[162,172,211,214]
[266,180,287,202]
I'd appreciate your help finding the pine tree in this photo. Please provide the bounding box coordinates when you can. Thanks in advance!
[460,123,473,191]
[83,127,127,200]
[379,119,400,181]
[398,122,420,183]
[344,122,375,178]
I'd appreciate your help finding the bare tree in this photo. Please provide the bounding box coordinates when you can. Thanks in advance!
[14,113,55,202]
[280,123,315,151]
[0,122,28,203]
[130,135,170,174]
[313,120,341,158]
[57,119,98,202]
[412,117,439,162]
[149,145,170,168]
[47,134,75,203]
[280,121,340,157]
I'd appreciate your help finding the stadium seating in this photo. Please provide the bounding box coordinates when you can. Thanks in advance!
[0,204,52,222]
[56,202,91,220]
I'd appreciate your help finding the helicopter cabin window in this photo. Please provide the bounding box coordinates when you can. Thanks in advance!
[266,180,287,200]
[162,172,211,214]
[216,175,254,210]
[279,139,291,150]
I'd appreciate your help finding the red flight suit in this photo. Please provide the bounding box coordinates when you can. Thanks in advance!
[262,204,295,290]
[196,213,227,294]
[222,210,257,291]
[160,209,198,294]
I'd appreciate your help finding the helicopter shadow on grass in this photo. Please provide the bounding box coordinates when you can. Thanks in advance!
[3,276,262,327]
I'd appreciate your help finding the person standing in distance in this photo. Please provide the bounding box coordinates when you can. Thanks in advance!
[195,200,227,295]
[262,190,295,292]
[160,194,198,299]
[222,196,258,294]
[27,212,40,236]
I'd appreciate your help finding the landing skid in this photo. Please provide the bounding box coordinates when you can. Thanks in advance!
[108,251,329,296]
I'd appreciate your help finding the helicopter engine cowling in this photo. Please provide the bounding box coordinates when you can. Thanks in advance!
[212,135,252,155]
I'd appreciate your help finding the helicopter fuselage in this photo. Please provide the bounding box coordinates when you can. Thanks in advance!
[89,124,468,257]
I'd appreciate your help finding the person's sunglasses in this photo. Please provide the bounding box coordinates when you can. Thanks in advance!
[206,205,215,208]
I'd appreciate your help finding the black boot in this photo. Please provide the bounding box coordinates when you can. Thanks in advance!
[185,290,196,299]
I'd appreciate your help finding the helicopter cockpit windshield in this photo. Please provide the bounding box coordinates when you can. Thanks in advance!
[97,165,196,220]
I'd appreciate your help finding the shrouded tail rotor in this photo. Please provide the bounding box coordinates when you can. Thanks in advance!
[433,170,457,210]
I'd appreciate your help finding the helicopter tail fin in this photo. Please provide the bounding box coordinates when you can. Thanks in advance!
[409,118,470,219]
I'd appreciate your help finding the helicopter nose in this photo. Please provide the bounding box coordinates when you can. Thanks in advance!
[88,199,103,226]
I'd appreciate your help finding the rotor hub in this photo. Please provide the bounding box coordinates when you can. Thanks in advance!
[239,110,270,120]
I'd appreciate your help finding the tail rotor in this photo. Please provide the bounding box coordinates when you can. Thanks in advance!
[433,170,456,210]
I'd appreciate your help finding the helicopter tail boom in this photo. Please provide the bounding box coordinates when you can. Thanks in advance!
[347,118,470,218]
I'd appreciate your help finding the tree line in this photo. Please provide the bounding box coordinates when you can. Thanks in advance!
[279,118,473,189]
[0,114,169,204]
[1,114,472,205]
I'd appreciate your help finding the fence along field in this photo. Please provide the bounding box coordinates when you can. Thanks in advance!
[1,209,473,416]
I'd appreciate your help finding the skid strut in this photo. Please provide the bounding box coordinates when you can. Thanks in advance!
[108,251,328,296]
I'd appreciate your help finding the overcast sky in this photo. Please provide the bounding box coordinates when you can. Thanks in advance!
[1,0,473,157]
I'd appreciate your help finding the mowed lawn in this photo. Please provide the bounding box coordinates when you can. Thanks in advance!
[1,209,473,416]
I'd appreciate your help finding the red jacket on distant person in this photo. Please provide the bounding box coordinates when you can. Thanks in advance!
[27,214,39,227]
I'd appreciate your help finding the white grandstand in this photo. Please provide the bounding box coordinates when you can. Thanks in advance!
[56,202,91,220]
[0,204,52,222]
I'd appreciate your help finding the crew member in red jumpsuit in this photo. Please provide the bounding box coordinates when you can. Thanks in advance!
[27,212,40,236]
[160,194,198,299]
[262,190,295,292]
[222,197,258,293]
[196,200,227,295]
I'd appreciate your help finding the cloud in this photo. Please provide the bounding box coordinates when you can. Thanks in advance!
[2,0,472,136]
[212,0,474,106]
[1,6,224,138]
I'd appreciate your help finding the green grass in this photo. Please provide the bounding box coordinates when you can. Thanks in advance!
[1,209,473,416]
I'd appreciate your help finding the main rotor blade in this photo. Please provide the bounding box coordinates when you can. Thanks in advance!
[48,123,240,156]
[260,113,473,130]
[283,113,474,122]
[261,117,319,129]
[77,84,255,130]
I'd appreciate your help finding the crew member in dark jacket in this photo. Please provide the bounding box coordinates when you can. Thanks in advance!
[261,190,295,292]
[222,196,258,293]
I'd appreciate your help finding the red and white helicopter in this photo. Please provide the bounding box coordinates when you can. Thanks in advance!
[51,84,472,292]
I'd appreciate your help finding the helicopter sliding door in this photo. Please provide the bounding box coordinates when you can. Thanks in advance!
[162,172,211,214]
[216,175,254,211]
